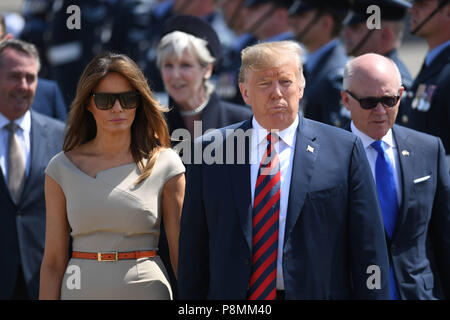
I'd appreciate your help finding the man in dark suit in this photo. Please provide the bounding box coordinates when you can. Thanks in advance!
[398,0,450,167]
[341,53,450,299]
[178,40,390,300]
[342,0,413,92]
[0,13,67,122]
[31,78,67,121]
[0,39,65,299]
[288,0,350,128]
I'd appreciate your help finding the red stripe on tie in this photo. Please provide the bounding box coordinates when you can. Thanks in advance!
[249,269,277,300]
[253,208,279,246]
[249,250,277,287]
[252,230,278,263]
[253,190,280,228]
[254,170,280,208]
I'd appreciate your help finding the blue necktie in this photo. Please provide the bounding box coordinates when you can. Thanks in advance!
[371,140,400,300]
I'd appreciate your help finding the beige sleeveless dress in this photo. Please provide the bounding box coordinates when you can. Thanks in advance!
[45,148,185,300]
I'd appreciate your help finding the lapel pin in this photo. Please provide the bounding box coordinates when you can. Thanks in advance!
[307,145,314,153]
[402,150,409,156]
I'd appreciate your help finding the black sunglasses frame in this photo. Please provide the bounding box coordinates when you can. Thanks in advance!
[345,90,401,110]
[91,91,141,110]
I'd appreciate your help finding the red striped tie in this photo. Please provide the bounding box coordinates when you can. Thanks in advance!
[249,132,280,300]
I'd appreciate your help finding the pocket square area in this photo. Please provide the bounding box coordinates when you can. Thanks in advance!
[414,175,431,184]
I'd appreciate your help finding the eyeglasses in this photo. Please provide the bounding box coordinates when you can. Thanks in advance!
[345,90,401,110]
[92,91,140,110]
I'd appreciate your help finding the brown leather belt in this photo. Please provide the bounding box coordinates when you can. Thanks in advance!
[72,250,156,261]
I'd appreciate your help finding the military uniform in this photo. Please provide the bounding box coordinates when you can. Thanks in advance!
[107,0,154,70]
[45,0,115,106]
[288,0,351,127]
[400,44,450,154]
[301,40,349,127]
[214,33,257,106]
[386,49,413,91]
[344,0,413,91]
[19,0,53,78]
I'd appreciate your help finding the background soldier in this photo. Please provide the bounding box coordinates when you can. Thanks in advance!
[343,0,413,91]
[399,0,450,164]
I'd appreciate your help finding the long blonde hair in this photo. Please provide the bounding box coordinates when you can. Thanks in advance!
[64,52,171,184]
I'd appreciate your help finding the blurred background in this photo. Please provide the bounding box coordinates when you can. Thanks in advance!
[0,0,429,105]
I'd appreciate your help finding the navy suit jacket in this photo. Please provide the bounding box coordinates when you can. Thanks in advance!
[346,123,450,299]
[178,116,390,299]
[390,125,450,299]
[31,78,67,122]
[0,111,65,299]
[302,41,348,128]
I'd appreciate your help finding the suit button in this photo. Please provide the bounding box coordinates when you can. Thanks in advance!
[391,244,397,253]
[245,259,250,265]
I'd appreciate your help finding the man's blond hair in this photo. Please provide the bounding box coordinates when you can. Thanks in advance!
[238,40,305,88]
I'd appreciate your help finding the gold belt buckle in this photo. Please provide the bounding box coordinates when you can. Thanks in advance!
[97,252,118,261]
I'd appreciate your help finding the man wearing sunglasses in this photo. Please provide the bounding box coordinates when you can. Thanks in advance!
[341,53,450,300]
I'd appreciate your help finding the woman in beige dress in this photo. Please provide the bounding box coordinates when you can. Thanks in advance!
[39,52,185,299]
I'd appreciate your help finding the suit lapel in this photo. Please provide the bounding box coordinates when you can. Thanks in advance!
[226,119,253,250]
[284,117,319,245]
[0,168,14,204]
[391,125,415,243]
[20,112,47,203]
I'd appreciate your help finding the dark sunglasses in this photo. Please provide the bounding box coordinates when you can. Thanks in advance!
[92,91,140,110]
[345,90,401,110]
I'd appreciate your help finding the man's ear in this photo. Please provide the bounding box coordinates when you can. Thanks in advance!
[298,85,304,100]
[398,86,404,100]
[341,90,351,111]
[239,82,251,106]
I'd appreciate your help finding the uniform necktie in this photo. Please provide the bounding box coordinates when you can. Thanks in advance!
[371,140,400,300]
[5,122,25,203]
[249,132,280,300]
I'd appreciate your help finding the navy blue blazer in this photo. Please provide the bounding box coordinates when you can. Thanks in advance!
[31,78,67,122]
[0,111,65,299]
[399,45,450,153]
[178,116,390,299]
[389,125,450,299]
[302,41,349,128]
[349,124,450,299]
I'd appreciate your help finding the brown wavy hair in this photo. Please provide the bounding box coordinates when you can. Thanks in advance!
[63,52,171,185]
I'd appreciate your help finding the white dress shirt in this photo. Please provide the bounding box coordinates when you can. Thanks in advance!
[250,115,299,290]
[350,121,402,206]
[0,111,32,182]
